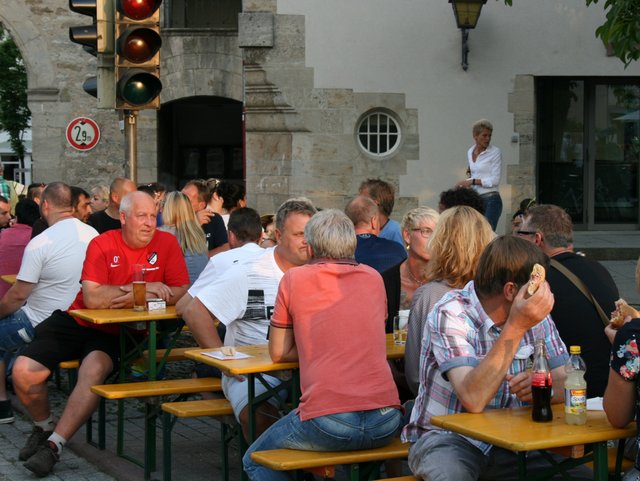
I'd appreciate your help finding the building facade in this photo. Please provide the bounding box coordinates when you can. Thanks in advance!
[1,0,638,232]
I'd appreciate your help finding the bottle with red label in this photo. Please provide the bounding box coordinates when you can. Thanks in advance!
[531,339,553,422]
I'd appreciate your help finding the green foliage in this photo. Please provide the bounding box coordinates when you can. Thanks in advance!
[586,0,640,67]
[0,25,30,161]
[502,0,637,66]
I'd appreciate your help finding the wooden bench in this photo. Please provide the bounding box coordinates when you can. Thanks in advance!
[250,437,409,481]
[586,445,634,475]
[90,377,223,480]
[54,359,81,392]
[90,377,221,399]
[161,399,239,481]
[55,348,192,392]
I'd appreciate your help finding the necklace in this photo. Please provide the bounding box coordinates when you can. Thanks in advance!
[405,263,426,286]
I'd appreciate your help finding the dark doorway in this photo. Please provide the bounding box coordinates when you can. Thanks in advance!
[157,96,243,190]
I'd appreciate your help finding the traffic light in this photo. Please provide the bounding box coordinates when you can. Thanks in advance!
[115,0,162,110]
[69,0,116,108]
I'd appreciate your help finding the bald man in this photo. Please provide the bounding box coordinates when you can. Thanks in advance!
[88,177,136,233]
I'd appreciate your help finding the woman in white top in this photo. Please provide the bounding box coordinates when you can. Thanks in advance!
[457,119,502,230]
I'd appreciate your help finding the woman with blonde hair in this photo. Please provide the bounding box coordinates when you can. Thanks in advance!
[404,205,495,396]
[382,207,440,332]
[160,191,208,285]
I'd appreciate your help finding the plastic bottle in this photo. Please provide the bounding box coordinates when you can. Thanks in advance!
[564,345,587,425]
[531,339,553,422]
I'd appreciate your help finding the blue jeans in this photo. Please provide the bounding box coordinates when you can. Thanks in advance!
[481,191,503,231]
[0,308,34,355]
[243,407,402,481]
[0,309,34,380]
[409,431,593,481]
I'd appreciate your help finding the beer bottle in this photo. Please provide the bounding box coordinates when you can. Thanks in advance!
[531,339,553,422]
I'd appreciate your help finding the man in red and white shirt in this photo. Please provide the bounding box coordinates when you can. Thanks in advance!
[13,191,189,477]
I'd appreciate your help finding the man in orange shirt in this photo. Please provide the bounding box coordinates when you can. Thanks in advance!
[243,209,401,480]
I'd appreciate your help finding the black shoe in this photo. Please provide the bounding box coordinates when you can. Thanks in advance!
[0,399,14,424]
[19,426,52,461]
[24,442,59,478]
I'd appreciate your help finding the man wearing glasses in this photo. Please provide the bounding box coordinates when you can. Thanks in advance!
[519,204,618,398]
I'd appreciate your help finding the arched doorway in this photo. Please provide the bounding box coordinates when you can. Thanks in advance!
[157,96,243,189]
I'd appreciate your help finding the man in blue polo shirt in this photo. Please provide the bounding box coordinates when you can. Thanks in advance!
[345,195,406,273]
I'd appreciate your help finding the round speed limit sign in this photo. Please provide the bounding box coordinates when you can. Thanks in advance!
[66,117,100,151]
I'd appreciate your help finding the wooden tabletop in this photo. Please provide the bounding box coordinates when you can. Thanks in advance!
[69,306,178,324]
[185,344,298,375]
[0,274,17,285]
[430,403,635,452]
[185,333,405,376]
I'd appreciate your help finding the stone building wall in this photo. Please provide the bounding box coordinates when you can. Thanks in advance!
[0,0,125,188]
[241,0,419,216]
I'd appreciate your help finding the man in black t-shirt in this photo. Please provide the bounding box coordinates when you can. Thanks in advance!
[87,177,136,233]
[520,204,618,398]
[181,180,228,257]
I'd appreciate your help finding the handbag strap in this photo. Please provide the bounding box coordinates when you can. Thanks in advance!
[549,258,610,327]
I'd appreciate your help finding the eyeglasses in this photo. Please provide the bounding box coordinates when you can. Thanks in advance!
[517,230,537,237]
[411,227,433,238]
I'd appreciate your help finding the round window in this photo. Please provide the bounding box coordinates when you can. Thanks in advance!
[356,111,401,158]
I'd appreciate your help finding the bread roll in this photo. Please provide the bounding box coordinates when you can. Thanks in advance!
[221,346,237,356]
[526,263,546,297]
[610,299,640,329]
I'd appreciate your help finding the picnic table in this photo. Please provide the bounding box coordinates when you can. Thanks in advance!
[69,305,184,477]
[430,403,636,481]
[185,333,405,443]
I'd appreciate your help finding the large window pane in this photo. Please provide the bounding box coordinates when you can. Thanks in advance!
[593,84,640,223]
[538,79,585,223]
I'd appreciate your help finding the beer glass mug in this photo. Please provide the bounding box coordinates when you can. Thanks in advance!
[393,310,409,345]
[132,264,146,311]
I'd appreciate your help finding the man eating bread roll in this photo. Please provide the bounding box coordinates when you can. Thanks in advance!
[402,236,594,481]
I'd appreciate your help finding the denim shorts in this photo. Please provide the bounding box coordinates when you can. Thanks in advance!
[0,308,34,355]
[222,372,288,421]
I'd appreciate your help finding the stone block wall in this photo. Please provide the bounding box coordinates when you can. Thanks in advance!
[242,2,419,217]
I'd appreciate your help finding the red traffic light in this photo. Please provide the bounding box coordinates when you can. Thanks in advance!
[117,0,161,21]
[117,27,161,63]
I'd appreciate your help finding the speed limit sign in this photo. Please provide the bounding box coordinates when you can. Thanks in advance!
[66,117,100,151]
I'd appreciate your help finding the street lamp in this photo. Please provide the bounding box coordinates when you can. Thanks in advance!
[449,0,487,70]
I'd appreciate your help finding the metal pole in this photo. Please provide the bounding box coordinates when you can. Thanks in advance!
[461,28,470,71]
[125,110,138,184]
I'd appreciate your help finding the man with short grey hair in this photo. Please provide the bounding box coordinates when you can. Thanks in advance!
[243,209,401,479]
[519,204,618,398]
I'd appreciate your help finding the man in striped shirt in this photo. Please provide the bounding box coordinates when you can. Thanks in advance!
[402,236,591,480]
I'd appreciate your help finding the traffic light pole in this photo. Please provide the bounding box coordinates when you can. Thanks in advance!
[124,110,138,184]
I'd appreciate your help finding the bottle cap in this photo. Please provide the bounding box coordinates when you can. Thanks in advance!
[569,345,581,355]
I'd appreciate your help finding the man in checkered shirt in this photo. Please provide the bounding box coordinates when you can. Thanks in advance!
[402,235,592,480]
